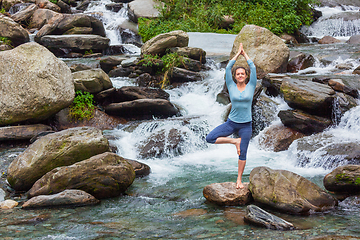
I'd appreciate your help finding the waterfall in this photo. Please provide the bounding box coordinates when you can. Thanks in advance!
[301,6,360,38]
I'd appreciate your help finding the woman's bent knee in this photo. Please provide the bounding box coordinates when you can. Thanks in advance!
[206,134,216,144]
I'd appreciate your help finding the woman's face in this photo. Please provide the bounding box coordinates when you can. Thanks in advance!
[235,68,247,84]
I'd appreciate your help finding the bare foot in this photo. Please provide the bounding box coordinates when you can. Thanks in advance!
[236,180,244,189]
[235,138,241,156]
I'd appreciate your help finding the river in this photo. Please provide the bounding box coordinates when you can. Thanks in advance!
[1,4,360,240]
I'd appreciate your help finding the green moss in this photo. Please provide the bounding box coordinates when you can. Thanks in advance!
[355,177,360,185]
[335,173,353,184]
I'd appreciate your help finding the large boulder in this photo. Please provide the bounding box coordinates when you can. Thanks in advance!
[72,68,113,94]
[0,124,52,141]
[22,189,100,209]
[141,30,189,56]
[28,152,135,199]
[249,166,337,214]
[280,78,336,117]
[169,47,206,64]
[11,4,39,23]
[7,127,110,191]
[203,182,252,206]
[323,165,360,194]
[128,0,162,22]
[39,34,110,51]
[28,8,62,29]
[0,14,29,46]
[231,25,289,79]
[0,42,75,126]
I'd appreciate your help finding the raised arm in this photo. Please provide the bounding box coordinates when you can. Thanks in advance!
[231,43,250,61]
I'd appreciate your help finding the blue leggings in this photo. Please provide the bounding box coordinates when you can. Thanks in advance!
[206,119,252,160]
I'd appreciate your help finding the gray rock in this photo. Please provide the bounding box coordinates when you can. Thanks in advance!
[0,42,74,126]
[22,189,100,209]
[249,166,337,214]
[28,152,135,199]
[40,34,110,50]
[11,4,38,23]
[128,0,162,20]
[7,127,110,191]
[169,67,203,83]
[231,25,289,79]
[244,205,295,230]
[0,14,29,46]
[323,165,360,193]
[203,182,252,206]
[0,124,52,141]
[346,35,360,44]
[73,68,113,94]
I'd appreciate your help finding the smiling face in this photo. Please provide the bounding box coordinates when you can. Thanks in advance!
[235,67,247,84]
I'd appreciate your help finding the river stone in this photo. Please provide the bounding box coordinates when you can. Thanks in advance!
[244,205,295,230]
[280,78,336,117]
[141,30,189,56]
[318,36,341,44]
[328,79,359,99]
[249,166,337,214]
[323,165,360,194]
[128,0,161,20]
[28,8,63,29]
[258,124,305,152]
[104,99,179,120]
[0,124,52,141]
[0,14,29,46]
[0,42,75,126]
[28,152,135,199]
[0,199,18,209]
[278,109,332,135]
[287,53,315,73]
[346,35,360,44]
[169,67,203,83]
[22,189,100,209]
[73,68,113,94]
[231,24,289,79]
[100,56,127,73]
[7,127,110,191]
[11,4,38,23]
[114,86,170,102]
[203,182,252,206]
[39,34,110,50]
[169,47,206,64]
[36,0,61,12]
[125,159,151,177]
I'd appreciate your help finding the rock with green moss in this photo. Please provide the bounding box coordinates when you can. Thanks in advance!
[0,14,29,46]
[28,152,135,199]
[249,166,337,214]
[323,165,360,194]
[7,127,110,191]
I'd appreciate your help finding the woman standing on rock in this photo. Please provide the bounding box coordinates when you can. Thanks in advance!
[206,43,257,189]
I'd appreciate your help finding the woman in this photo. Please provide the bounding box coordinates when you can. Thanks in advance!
[206,43,257,189]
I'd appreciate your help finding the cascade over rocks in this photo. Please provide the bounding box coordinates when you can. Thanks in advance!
[22,189,100,209]
[28,152,135,199]
[0,42,75,126]
[324,165,360,194]
[203,182,252,206]
[249,166,337,214]
[287,52,315,73]
[231,24,289,79]
[141,30,189,56]
[0,14,29,46]
[7,127,110,191]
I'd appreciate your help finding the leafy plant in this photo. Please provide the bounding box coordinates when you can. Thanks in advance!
[48,0,58,4]
[160,52,187,88]
[84,49,94,55]
[137,54,160,67]
[0,37,12,47]
[0,8,6,14]
[68,91,95,121]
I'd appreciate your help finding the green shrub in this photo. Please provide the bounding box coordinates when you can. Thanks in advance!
[138,0,319,42]
[48,0,58,4]
[68,91,95,121]
[0,8,6,14]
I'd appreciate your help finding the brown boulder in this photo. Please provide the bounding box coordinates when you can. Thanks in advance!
[203,182,252,206]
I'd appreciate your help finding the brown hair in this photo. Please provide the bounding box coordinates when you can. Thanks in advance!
[231,66,250,84]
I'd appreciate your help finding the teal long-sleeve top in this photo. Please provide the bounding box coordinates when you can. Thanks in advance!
[225,59,257,123]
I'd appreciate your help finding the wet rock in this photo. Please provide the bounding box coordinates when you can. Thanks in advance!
[346,35,360,44]
[328,79,359,98]
[244,205,295,230]
[28,8,62,29]
[63,26,93,35]
[104,99,179,120]
[118,27,141,45]
[53,108,125,131]
[261,74,289,97]
[28,152,135,199]
[287,53,315,73]
[280,78,336,117]
[73,68,113,94]
[0,199,18,209]
[353,66,360,75]
[0,124,52,141]
[104,45,128,55]
[114,86,170,102]
[105,3,123,12]
[318,36,341,44]
[139,129,186,158]
[135,73,163,88]
[258,124,305,152]
[231,24,289,79]
[0,42,74,126]
[100,56,127,73]
[280,33,299,45]
[8,213,51,225]
[11,4,38,23]
[169,46,206,64]
[125,159,151,177]
[22,189,100,209]
[36,0,61,12]
[278,109,332,135]
[323,165,360,194]
[7,127,110,191]
[308,235,360,240]
[57,0,71,14]
[169,67,203,83]
[70,63,92,72]
[76,0,91,11]
[141,30,189,56]
[108,65,134,77]
[0,188,5,202]
[249,166,337,214]
[39,34,110,51]
[0,14,29,46]
[203,182,252,206]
